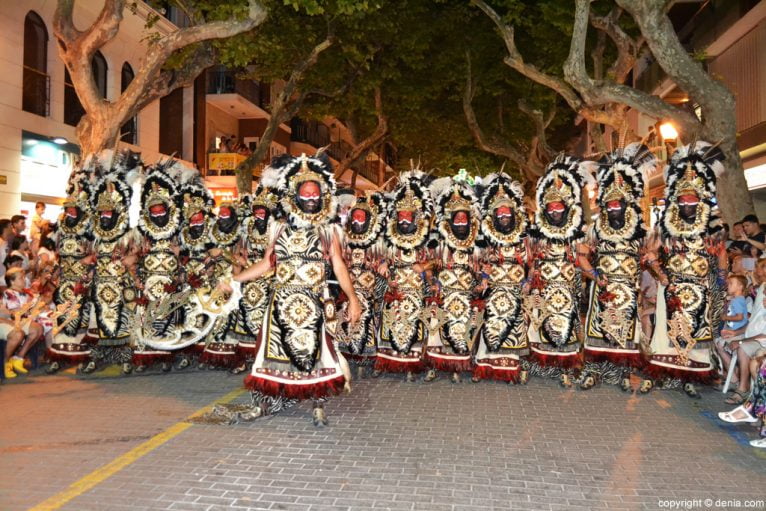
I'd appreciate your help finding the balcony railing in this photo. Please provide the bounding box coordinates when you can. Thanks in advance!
[22,67,49,117]
[207,67,270,111]
[290,118,330,148]
[351,160,380,184]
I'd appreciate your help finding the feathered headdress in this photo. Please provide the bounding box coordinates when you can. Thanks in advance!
[533,154,595,243]
[59,169,93,238]
[660,141,725,239]
[90,149,139,243]
[431,176,480,253]
[479,172,528,247]
[595,143,655,243]
[384,170,435,254]
[138,159,183,241]
[270,152,338,228]
[178,174,214,251]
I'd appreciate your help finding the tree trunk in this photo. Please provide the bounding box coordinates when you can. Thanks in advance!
[715,137,753,225]
[234,115,285,194]
[76,113,122,157]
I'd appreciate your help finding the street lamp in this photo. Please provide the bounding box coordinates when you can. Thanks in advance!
[659,122,678,142]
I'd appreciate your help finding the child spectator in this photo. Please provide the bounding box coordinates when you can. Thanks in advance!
[29,202,48,244]
[9,236,30,271]
[36,236,57,270]
[4,255,31,288]
[715,275,750,394]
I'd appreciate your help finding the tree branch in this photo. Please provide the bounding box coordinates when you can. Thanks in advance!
[471,0,586,114]
[615,0,733,136]
[52,0,82,45]
[133,43,217,114]
[463,54,527,169]
[338,87,389,188]
[234,36,334,193]
[75,0,124,58]
[120,0,268,124]
[518,99,555,162]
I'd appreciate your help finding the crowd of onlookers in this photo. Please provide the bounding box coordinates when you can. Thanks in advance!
[209,135,252,157]
[1,203,58,380]
[715,214,766,448]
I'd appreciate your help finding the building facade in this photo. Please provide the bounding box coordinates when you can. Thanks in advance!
[0,0,390,224]
[0,1,197,221]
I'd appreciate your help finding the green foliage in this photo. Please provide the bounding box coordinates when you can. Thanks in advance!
[143,0,586,176]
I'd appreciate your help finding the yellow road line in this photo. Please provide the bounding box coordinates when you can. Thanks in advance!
[29,387,245,511]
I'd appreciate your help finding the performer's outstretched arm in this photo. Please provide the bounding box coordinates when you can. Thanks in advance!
[233,246,274,283]
[330,235,361,324]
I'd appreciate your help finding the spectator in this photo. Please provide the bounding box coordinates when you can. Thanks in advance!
[219,136,231,153]
[731,254,754,289]
[715,274,750,393]
[0,219,11,285]
[29,202,47,244]
[739,214,766,258]
[728,222,749,255]
[721,259,766,405]
[37,236,57,269]
[4,255,31,288]
[10,214,26,244]
[9,237,30,271]
[2,268,46,377]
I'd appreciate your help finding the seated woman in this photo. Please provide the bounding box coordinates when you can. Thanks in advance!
[718,348,766,448]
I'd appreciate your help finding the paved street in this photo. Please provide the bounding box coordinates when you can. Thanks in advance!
[1,367,765,511]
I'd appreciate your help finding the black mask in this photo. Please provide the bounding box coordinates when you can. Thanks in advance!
[149,202,170,228]
[678,200,699,224]
[296,181,322,214]
[349,208,370,235]
[450,211,470,240]
[544,205,567,228]
[99,210,118,231]
[217,207,238,233]
[492,208,515,234]
[396,211,416,235]
[252,207,270,235]
[64,207,83,229]
[605,200,627,230]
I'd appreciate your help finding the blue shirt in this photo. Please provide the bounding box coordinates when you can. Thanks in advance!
[726,296,749,331]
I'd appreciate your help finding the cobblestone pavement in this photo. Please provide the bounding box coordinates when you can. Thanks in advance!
[1,368,765,511]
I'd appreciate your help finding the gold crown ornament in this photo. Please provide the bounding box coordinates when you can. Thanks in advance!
[444,188,472,214]
[183,193,208,219]
[602,173,630,204]
[147,182,172,208]
[290,153,326,192]
[542,175,571,204]
[395,188,423,214]
[675,161,706,198]
[96,182,122,211]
